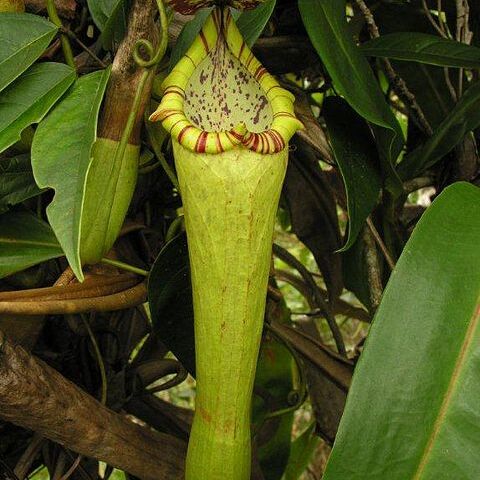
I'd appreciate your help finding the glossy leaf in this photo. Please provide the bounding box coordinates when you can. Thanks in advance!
[283,154,343,299]
[323,97,381,251]
[0,13,58,92]
[87,0,129,49]
[371,3,454,129]
[31,69,111,281]
[0,62,75,154]
[324,182,480,479]
[0,210,63,279]
[148,232,196,375]
[87,0,120,30]
[298,0,404,178]
[0,154,43,214]
[361,33,480,68]
[236,0,275,46]
[399,80,480,179]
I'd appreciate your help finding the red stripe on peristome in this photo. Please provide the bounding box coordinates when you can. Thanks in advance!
[215,133,224,153]
[164,88,185,99]
[177,125,193,143]
[254,66,267,81]
[266,85,283,95]
[229,130,244,142]
[258,133,265,153]
[249,133,259,152]
[238,41,245,59]
[246,53,254,69]
[270,129,285,152]
[273,112,297,120]
[225,131,238,146]
[195,131,208,153]
[267,130,281,152]
[157,110,183,122]
[169,118,187,135]
[199,30,209,53]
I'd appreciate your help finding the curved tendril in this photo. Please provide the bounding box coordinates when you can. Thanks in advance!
[133,0,170,69]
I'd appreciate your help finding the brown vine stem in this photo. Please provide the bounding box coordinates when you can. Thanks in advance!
[272,244,347,357]
[355,0,434,136]
[46,0,75,69]
[421,0,447,37]
[362,225,384,311]
[0,281,147,315]
[366,217,396,271]
[0,331,186,479]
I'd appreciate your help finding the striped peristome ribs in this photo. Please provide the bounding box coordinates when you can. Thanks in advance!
[150,7,302,155]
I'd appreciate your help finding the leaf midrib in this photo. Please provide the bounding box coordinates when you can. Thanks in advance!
[0,237,60,248]
[0,26,56,85]
[412,298,480,479]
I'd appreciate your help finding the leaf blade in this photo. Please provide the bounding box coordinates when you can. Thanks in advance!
[0,154,43,213]
[399,80,480,179]
[0,13,58,92]
[323,97,382,251]
[298,0,404,171]
[0,210,63,279]
[0,62,76,154]
[31,68,111,281]
[236,0,275,47]
[323,182,480,479]
[361,32,480,68]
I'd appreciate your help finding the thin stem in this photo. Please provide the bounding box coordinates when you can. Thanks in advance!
[444,67,458,102]
[363,226,383,311]
[81,314,107,405]
[46,0,75,69]
[366,217,396,271]
[145,120,180,188]
[421,0,448,38]
[272,244,347,357]
[100,257,149,277]
[62,27,107,68]
[356,0,433,136]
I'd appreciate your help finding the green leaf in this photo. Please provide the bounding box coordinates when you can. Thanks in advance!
[0,13,58,92]
[323,182,480,479]
[87,0,129,49]
[398,80,480,179]
[0,62,75,154]
[148,232,196,375]
[323,97,381,251]
[298,0,404,186]
[31,68,111,281]
[0,154,43,213]
[284,422,321,480]
[0,210,63,279]
[236,0,275,47]
[361,33,480,68]
[169,8,213,71]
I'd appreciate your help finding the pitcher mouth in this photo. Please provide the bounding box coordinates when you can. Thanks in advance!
[150,7,302,154]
